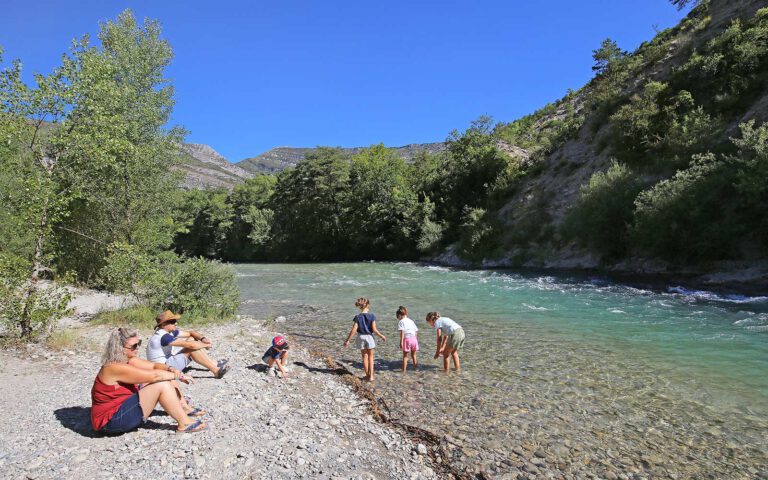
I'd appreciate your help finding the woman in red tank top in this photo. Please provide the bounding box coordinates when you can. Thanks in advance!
[91,327,207,434]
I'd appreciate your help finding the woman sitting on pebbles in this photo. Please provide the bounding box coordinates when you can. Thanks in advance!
[91,327,208,434]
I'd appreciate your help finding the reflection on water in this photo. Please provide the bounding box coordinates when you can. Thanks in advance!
[237,263,768,477]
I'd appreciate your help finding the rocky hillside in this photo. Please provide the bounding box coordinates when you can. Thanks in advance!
[470,0,768,276]
[175,143,253,189]
[176,142,446,188]
[236,143,445,174]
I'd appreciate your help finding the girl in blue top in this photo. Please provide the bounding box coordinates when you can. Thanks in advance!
[343,297,386,382]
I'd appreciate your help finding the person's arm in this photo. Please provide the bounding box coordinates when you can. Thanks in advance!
[400,330,405,350]
[275,357,287,378]
[101,362,179,385]
[179,329,212,346]
[343,323,359,347]
[371,321,386,342]
[434,328,445,359]
[127,357,189,381]
[169,338,208,350]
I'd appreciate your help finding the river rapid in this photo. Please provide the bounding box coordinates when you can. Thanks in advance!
[236,262,768,478]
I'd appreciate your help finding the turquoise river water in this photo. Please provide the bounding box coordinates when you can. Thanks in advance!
[236,262,768,478]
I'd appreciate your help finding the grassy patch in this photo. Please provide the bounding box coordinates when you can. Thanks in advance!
[45,328,99,352]
[92,305,236,329]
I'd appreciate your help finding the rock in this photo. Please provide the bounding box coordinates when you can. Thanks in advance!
[417,444,428,455]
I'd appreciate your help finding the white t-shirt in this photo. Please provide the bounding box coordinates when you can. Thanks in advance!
[147,328,183,363]
[434,317,461,334]
[397,316,418,338]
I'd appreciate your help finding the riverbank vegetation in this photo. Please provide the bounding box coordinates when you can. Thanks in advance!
[0,11,238,340]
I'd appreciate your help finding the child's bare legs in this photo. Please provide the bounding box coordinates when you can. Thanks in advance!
[411,351,418,371]
[138,381,196,430]
[441,351,450,372]
[366,349,375,381]
[401,352,409,372]
[450,350,461,372]
[361,349,370,380]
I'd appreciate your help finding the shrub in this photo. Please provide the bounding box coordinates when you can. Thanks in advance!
[99,243,240,320]
[562,162,645,259]
[631,153,739,261]
[457,207,500,262]
[0,254,72,341]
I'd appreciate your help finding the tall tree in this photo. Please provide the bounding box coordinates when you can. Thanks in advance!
[55,10,185,280]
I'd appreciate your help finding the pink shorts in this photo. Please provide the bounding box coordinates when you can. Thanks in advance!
[402,336,419,352]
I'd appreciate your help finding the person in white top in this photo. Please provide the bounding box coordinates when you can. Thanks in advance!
[426,311,465,372]
[147,311,230,379]
[396,306,419,372]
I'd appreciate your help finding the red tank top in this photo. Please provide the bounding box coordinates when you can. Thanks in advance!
[91,373,139,431]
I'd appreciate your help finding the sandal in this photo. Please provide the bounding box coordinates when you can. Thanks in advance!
[177,419,208,433]
[215,364,230,379]
[185,407,206,417]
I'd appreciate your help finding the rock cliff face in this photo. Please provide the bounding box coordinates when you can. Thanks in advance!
[236,143,445,174]
[175,143,253,189]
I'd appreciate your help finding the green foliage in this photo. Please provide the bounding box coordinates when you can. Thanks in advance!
[562,162,645,258]
[631,153,737,261]
[91,305,157,329]
[592,38,626,74]
[438,117,510,229]
[609,83,718,168]
[671,11,768,114]
[495,91,585,160]
[457,207,500,261]
[173,188,233,258]
[268,147,352,260]
[0,254,72,340]
[99,243,239,319]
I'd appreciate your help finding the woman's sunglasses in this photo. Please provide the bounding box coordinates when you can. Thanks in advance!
[125,340,142,351]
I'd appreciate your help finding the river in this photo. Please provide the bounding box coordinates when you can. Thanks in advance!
[236,262,768,478]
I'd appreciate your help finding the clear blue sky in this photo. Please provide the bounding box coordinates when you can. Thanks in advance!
[1,1,689,162]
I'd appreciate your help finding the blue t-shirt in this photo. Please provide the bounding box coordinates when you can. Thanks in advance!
[354,313,376,335]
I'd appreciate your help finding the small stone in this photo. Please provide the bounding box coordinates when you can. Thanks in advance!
[416,444,428,455]
[297,457,306,466]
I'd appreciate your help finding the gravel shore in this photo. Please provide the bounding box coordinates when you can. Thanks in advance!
[0,317,441,480]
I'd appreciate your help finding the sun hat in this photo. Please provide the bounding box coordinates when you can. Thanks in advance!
[155,310,182,329]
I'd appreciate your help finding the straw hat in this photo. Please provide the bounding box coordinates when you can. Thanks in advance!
[155,310,182,329]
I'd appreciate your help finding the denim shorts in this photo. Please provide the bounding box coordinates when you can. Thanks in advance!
[102,392,144,434]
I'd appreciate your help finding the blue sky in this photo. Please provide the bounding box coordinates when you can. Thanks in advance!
[0,1,689,162]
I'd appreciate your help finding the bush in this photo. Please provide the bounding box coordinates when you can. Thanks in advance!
[457,207,500,262]
[562,162,645,259]
[99,243,240,320]
[0,254,72,341]
[631,153,739,261]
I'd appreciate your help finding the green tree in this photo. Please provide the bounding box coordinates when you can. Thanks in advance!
[0,43,77,338]
[592,39,626,74]
[268,148,352,260]
[225,174,276,259]
[54,10,186,281]
[563,161,645,259]
[437,116,509,237]
[346,144,425,259]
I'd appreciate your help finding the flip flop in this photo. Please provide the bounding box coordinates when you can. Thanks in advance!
[215,364,230,379]
[185,407,206,417]
[177,419,208,434]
